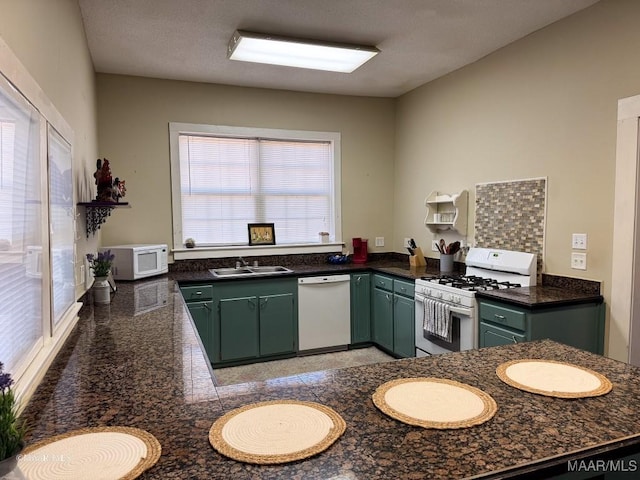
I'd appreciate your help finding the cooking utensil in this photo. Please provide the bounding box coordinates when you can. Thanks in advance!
[409,238,417,249]
[446,241,461,255]
[439,239,446,254]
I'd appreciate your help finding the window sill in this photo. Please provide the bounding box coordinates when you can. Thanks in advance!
[172,242,344,261]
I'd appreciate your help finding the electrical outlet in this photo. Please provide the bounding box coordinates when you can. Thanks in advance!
[571,252,587,270]
[375,237,384,247]
[432,240,440,252]
[572,233,587,250]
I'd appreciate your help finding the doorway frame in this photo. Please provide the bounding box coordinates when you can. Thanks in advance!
[612,94,640,365]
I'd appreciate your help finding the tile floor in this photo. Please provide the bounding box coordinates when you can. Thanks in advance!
[212,346,396,386]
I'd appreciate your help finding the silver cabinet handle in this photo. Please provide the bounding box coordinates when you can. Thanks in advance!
[203,303,211,311]
[386,293,391,302]
[494,314,506,319]
[511,336,518,344]
[356,276,361,285]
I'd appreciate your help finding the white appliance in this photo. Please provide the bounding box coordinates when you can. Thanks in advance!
[415,247,536,357]
[298,274,351,352]
[99,244,168,280]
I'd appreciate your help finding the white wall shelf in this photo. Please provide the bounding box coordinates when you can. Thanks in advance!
[424,190,468,235]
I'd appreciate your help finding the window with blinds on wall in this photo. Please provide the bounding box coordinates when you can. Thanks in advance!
[172,125,340,247]
[0,75,44,375]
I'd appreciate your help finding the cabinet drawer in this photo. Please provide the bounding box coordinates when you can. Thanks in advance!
[181,285,213,302]
[480,302,526,331]
[373,274,393,291]
[480,322,527,347]
[393,279,414,298]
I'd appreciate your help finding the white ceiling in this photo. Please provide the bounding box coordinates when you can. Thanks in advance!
[78,0,599,98]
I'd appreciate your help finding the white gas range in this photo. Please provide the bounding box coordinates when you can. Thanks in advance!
[415,247,537,357]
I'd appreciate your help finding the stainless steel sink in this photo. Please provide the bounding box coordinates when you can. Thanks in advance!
[210,267,253,276]
[249,266,291,274]
[210,265,293,278]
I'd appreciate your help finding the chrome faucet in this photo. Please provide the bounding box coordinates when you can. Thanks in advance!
[238,256,249,268]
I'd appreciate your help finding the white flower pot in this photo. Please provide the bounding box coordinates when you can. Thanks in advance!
[92,276,111,304]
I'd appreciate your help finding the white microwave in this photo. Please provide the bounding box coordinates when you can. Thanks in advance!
[99,244,168,280]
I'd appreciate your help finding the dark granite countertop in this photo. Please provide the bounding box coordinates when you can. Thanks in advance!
[19,278,640,479]
[172,259,603,309]
[170,258,436,284]
[475,286,604,310]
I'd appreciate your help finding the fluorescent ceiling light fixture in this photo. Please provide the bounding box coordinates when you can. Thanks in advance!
[228,30,379,73]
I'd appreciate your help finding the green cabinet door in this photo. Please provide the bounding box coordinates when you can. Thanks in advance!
[393,294,415,358]
[372,287,394,351]
[219,296,260,362]
[259,293,296,356]
[480,321,526,348]
[185,300,213,360]
[350,273,371,344]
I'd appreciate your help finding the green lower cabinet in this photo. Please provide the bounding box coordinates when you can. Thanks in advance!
[372,274,415,357]
[212,278,298,366]
[259,293,296,356]
[393,294,415,358]
[478,298,605,354]
[350,273,371,344]
[219,296,260,362]
[372,287,394,351]
[180,285,215,361]
[185,300,214,360]
[480,322,527,348]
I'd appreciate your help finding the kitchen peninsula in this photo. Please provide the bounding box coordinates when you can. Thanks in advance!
[19,273,640,479]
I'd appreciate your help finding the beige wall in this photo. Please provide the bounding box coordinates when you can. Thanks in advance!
[394,0,640,360]
[0,0,98,298]
[96,74,396,255]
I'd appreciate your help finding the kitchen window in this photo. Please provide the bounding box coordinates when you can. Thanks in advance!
[0,41,80,400]
[169,123,341,254]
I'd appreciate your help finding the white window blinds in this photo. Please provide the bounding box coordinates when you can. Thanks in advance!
[0,77,44,374]
[48,125,75,327]
[177,133,335,245]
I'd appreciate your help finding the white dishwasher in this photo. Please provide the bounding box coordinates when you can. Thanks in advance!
[298,274,351,352]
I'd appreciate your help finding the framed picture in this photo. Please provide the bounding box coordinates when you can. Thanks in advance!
[248,223,276,246]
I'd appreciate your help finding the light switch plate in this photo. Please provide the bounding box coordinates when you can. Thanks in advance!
[375,237,384,247]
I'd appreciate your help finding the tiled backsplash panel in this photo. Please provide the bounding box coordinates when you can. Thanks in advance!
[475,177,546,274]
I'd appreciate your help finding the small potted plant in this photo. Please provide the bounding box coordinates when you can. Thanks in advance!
[0,362,27,476]
[86,250,115,304]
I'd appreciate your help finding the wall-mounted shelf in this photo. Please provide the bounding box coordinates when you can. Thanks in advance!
[77,202,130,237]
[424,190,468,235]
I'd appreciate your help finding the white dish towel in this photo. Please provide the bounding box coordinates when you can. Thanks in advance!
[422,297,452,342]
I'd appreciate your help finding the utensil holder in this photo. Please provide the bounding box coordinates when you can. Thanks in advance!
[409,247,426,267]
[440,253,454,272]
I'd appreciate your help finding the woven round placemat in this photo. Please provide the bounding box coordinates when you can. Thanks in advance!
[372,377,498,429]
[496,359,613,398]
[209,400,346,464]
[18,426,161,479]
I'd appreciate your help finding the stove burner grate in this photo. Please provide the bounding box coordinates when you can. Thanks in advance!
[420,274,521,291]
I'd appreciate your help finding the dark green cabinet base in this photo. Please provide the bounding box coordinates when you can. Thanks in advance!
[212,278,298,367]
[372,274,415,358]
[478,299,605,354]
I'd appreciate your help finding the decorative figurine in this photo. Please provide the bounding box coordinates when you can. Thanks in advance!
[112,178,126,203]
[93,158,126,203]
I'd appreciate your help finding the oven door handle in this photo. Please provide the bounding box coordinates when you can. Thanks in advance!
[416,295,470,316]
